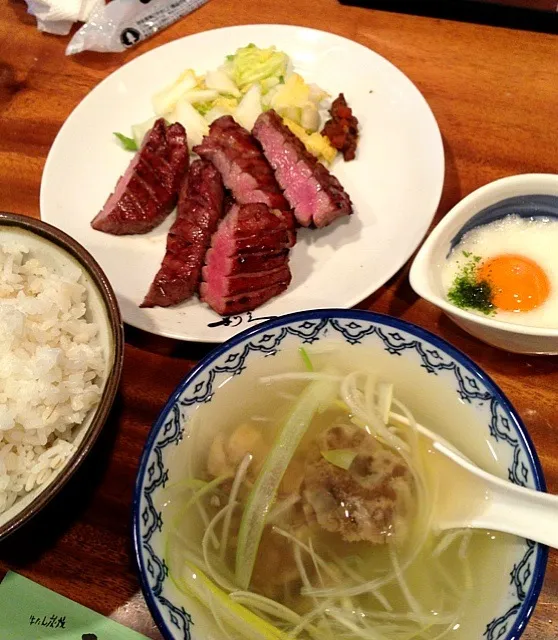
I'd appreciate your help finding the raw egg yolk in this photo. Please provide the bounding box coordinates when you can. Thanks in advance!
[477,254,550,312]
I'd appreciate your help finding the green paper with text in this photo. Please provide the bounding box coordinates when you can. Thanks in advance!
[0,572,149,640]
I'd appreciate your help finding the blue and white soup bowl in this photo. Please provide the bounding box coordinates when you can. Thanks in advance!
[133,310,547,640]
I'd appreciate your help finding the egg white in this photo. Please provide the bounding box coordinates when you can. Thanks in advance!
[441,214,558,329]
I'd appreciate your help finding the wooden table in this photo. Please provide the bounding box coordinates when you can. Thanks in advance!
[0,0,557,637]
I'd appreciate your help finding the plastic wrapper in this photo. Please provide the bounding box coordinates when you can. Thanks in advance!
[66,0,210,56]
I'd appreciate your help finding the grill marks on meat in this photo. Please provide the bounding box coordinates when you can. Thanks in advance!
[193,116,290,212]
[322,93,359,162]
[92,119,189,235]
[141,159,225,308]
[95,108,356,315]
[194,119,297,315]
[205,248,290,276]
[200,203,293,315]
[203,265,291,298]
[253,110,353,228]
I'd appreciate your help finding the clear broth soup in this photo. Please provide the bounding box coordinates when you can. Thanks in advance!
[160,344,521,640]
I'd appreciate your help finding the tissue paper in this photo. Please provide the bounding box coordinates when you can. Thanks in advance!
[25,0,104,35]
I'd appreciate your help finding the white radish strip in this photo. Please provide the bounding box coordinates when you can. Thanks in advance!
[357,608,456,625]
[273,528,338,581]
[341,373,406,451]
[266,494,300,524]
[371,590,392,613]
[290,599,332,638]
[196,500,219,550]
[287,535,337,640]
[330,554,393,611]
[308,539,325,587]
[433,558,461,596]
[326,610,387,640]
[292,544,335,638]
[162,477,207,496]
[221,454,252,561]
[375,382,394,425]
[328,551,365,584]
[209,594,236,640]
[202,503,238,592]
[303,537,414,599]
[432,531,464,558]
[364,373,378,420]
[388,543,422,618]
[390,398,422,468]
[173,473,230,550]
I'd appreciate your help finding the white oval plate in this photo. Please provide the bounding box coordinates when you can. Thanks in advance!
[41,25,444,343]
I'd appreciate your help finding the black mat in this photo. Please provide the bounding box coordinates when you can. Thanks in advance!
[339,0,558,34]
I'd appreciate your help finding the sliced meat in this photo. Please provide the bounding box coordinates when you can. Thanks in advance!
[223,204,295,237]
[302,424,414,544]
[322,93,359,161]
[226,231,294,254]
[204,248,290,276]
[210,202,295,256]
[211,220,295,254]
[200,203,293,316]
[92,119,189,235]
[193,116,290,212]
[252,110,353,228]
[202,281,291,317]
[141,159,225,308]
[201,264,292,297]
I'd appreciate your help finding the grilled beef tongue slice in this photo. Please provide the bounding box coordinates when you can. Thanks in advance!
[91,118,189,235]
[252,110,353,228]
[200,202,293,315]
[193,116,291,215]
[141,159,225,308]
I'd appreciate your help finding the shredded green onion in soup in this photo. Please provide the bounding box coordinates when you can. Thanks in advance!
[162,362,477,640]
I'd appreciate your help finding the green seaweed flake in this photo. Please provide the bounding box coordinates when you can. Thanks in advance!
[447,253,495,315]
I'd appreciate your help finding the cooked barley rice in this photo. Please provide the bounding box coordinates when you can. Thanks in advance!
[0,241,105,514]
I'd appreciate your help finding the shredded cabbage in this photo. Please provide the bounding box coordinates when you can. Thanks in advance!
[130,43,338,167]
[152,69,197,116]
[234,84,263,131]
[227,44,288,91]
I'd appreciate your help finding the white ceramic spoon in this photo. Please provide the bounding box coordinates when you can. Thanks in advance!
[389,411,557,548]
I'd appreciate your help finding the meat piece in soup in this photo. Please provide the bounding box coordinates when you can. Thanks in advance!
[207,423,268,479]
[249,528,304,600]
[302,424,413,543]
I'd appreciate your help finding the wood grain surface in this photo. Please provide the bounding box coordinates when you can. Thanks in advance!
[0,0,557,637]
